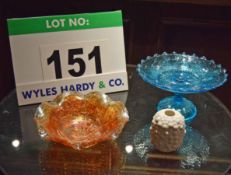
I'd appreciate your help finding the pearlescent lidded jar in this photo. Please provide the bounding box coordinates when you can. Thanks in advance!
[150,109,186,152]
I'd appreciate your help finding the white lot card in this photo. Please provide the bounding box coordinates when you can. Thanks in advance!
[8,11,128,105]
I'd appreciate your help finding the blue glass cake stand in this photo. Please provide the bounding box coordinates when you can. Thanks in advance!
[137,52,228,123]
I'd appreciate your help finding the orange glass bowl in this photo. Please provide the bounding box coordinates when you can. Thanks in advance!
[34,91,129,150]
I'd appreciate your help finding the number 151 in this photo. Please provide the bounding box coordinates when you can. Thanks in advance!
[47,46,102,79]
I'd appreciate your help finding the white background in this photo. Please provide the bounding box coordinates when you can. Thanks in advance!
[9,27,126,85]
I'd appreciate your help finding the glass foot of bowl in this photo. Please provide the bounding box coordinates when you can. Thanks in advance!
[157,95,197,123]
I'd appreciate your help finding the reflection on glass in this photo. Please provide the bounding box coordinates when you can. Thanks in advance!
[39,141,124,175]
[11,139,20,148]
[125,145,133,154]
[179,126,210,169]
[133,125,152,160]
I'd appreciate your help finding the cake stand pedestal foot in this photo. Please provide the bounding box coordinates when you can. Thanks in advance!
[157,94,197,124]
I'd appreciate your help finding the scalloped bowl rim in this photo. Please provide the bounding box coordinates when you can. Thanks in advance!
[34,91,129,149]
[137,52,228,93]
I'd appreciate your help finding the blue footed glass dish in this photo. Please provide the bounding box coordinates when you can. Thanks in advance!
[137,52,228,123]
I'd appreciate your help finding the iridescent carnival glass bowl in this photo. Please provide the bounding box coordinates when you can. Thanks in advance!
[35,91,129,150]
[137,52,228,123]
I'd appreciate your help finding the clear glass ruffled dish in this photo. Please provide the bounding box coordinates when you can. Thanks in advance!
[137,52,228,123]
